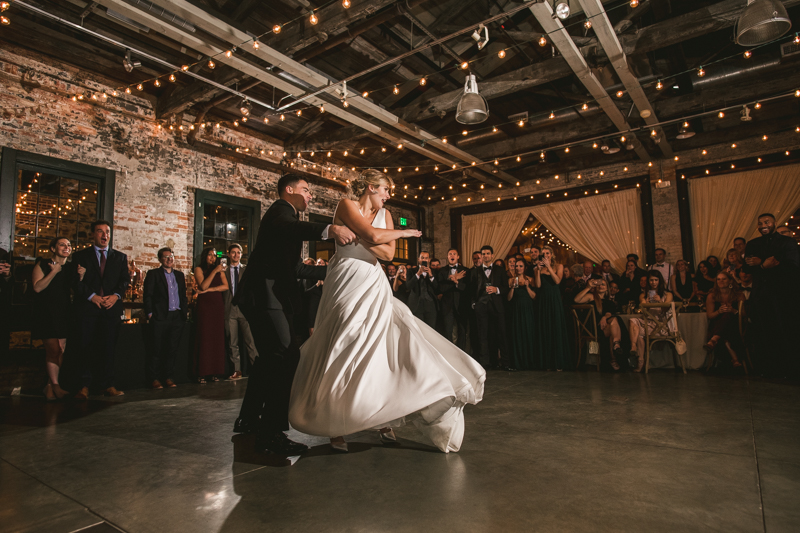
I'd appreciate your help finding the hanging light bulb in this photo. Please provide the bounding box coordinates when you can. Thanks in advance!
[718,111,725,118]
[616,90,624,98]
[154,79,161,87]
[342,0,351,7]
[137,83,144,91]
[319,104,325,113]
[518,120,525,127]
[592,142,598,148]
[397,143,403,149]
[584,19,592,29]
[516,155,521,162]
[460,61,469,70]
[442,137,448,143]
[225,50,232,58]
[342,99,349,107]
[296,109,302,116]
[555,1,570,19]
[0,2,9,12]
[273,24,281,34]
[253,40,260,50]
[656,79,663,90]
[630,0,639,7]
[581,103,588,110]
[492,126,498,132]
[0,15,8,25]
[420,77,427,86]
[498,49,506,59]
[343,150,348,156]
[381,146,386,152]
[362,91,369,98]
[263,117,269,124]
[540,151,546,160]
[125,87,132,94]
[208,59,215,69]
[310,12,318,25]
[743,50,752,58]
[697,66,706,77]
[393,85,399,94]
[538,35,547,47]
[564,147,570,153]
[754,101,761,109]
[359,148,365,155]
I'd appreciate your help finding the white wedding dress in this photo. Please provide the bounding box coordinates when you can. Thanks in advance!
[289,208,486,452]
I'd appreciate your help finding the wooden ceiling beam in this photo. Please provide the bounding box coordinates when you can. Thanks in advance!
[156,65,244,118]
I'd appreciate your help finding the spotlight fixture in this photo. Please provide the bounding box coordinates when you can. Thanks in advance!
[735,0,791,46]
[122,50,141,73]
[471,24,490,50]
[455,73,489,124]
[555,1,570,20]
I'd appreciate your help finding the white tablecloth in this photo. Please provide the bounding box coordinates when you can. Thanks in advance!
[620,312,709,370]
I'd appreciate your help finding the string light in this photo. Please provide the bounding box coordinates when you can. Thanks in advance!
[584,19,592,29]
[253,40,260,50]
[362,91,369,98]
[273,24,281,34]
[616,90,623,98]
[630,0,639,6]
[296,109,302,116]
[397,143,403,149]
[280,114,285,121]
[581,103,588,110]
[743,50,752,59]
[0,15,8,25]
[754,102,761,109]
[136,83,144,91]
[0,2,9,11]
[420,77,427,86]
[225,50,232,58]
[718,111,725,118]
[393,85,399,94]
[762,135,768,141]
[208,59,215,69]
[125,87,131,94]
[319,105,325,113]
[462,130,469,136]
[656,79,663,90]
[309,12,318,25]
[538,35,547,47]
[498,49,506,59]
[169,73,176,82]
[460,61,469,70]
[342,0,351,7]
[154,79,161,87]
[697,66,706,77]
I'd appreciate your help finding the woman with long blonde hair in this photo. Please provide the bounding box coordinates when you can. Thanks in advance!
[289,170,486,453]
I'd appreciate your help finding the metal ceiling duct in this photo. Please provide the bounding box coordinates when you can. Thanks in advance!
[735,0,791,46]
[456,74,489,125]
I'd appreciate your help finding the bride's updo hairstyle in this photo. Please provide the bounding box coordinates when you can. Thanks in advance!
[348,169,394,199]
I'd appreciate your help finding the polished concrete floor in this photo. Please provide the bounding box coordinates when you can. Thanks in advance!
[1,371,799,533]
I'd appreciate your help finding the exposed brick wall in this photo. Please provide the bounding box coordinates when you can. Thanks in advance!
[0,45,419,276]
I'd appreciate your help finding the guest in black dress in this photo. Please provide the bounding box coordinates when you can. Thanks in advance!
[617,259,640,306]
[669,259,696,303]
[693,261,715,304]
[193,247,228,383]
[31,237,85,400]
[573,279,628,370]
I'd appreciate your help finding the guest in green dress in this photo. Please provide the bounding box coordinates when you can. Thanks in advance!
[507,261,537,370]
[534,246,572,370]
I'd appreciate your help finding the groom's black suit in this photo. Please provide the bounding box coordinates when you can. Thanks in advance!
[234,199,328,435]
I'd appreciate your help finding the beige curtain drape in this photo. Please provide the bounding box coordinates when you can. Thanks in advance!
[689,164,800,261]
[528,188,645,273]
[460,189,644,272]
[461,207,532,261]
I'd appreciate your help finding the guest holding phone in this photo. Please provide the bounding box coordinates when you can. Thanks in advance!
[574,279,627,370]
[31,237,85,400]
[533,246,571,371]
[392,264,409,304]
[627,271,673,372]
[405,251,438,328]
[193,247,228,383]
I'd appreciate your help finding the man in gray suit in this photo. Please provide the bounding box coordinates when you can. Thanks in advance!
[224,243,257,380]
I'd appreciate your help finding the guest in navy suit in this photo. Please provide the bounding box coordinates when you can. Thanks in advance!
[143,247,187,389]
[70,220,130,399]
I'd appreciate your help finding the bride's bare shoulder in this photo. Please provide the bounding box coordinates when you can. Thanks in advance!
[333,198,355,225]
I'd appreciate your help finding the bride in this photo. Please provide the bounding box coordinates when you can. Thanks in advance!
[288,170,486,453]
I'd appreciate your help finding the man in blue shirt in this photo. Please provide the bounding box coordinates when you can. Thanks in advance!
[143,247,188,389]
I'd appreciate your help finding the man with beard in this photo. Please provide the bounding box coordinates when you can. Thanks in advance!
[743,213,800,377]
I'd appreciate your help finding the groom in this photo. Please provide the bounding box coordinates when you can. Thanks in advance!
[233,174,356,454]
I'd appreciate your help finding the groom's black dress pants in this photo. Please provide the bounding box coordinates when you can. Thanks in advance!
[238,303,299,433]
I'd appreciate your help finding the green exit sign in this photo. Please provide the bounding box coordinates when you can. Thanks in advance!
[399,217,408,227]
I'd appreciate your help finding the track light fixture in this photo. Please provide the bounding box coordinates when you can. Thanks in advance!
[122,50,141,73]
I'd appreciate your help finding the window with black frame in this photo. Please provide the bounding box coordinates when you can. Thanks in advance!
[202,203,252,259]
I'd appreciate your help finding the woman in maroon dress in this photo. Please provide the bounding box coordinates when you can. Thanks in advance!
[193,247,229,383]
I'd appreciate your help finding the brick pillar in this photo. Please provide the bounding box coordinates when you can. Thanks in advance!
[649,161,684,264]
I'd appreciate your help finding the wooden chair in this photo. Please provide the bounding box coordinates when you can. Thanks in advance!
[571,304,600,371]
[640,302,686,374]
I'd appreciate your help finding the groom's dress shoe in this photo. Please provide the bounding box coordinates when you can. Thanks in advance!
[379,428,400,446]
[255,432,309,455]
[233,417,257,434]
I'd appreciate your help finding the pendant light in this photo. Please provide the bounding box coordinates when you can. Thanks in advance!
[735,0,791,46]
[455,73,489,124]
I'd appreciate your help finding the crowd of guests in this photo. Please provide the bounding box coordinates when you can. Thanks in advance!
[381,213,799,378]
[9,211,799,400]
